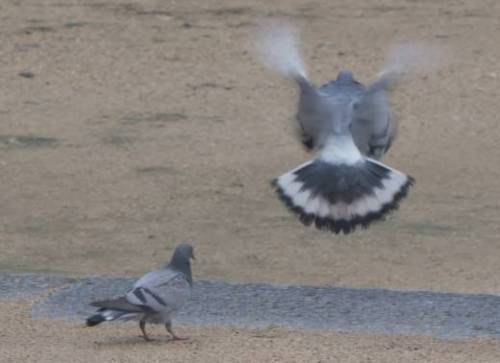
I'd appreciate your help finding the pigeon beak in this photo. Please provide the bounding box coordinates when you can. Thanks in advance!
[191,253,196,260]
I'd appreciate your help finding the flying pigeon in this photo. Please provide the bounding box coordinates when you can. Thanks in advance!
[256,24,421,234]
[86,243,195,341]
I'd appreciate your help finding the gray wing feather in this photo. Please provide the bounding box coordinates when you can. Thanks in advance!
[295,77,337,150]
[256,25,340,151]
[126,268,191,313]
[132,268,178,289]
[352,73,398,159]
[90,296,152,312]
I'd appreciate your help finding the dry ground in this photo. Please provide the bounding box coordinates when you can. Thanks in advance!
[1,0,500,293]
[2,299,500,363]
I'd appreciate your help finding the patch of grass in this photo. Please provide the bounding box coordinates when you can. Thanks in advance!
[122,112,187,125]
[207,7,252,16]
[188,82,233,91]
[19,71,35,78]
[263,9,317,19]
[1,218,51,235]
[135,10,172,16]
[63,22,87,28]
[226,21,254,28]
[136,166,176,175]
[100,129,136,147]
[15,43,40,51]
[21,25,55,35]
[251,325,281,338]
[401,222,455,236]
[0,135,59,149]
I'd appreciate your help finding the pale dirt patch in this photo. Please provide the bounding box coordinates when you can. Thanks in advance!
[2,300,500,363]
[0,0,499,294]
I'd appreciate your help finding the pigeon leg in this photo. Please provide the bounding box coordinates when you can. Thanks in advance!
[139,319,153,341]
[165,321,188,341]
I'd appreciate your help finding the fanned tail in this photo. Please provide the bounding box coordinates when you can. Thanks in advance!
[273,156,414,234]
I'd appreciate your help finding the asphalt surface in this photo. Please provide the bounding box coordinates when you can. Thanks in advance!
[2,273,500,339]
[0,272,74,299]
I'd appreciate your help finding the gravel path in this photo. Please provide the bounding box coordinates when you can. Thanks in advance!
[2,273,500,339]
[0,272,74,299]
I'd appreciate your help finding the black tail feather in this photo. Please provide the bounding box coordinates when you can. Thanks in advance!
[86,314,106,327]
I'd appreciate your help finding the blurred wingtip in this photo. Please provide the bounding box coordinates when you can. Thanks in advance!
[380,41,444,80]
[252,20,308,80]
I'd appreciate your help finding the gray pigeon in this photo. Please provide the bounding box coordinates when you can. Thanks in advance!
[257,25,415,234]
[86,243,194,341]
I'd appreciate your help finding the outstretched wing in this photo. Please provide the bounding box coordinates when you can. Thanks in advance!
[351,40,441,159]
[255,23,334,151]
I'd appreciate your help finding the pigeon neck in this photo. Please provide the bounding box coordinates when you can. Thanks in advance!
[168,258,193,286]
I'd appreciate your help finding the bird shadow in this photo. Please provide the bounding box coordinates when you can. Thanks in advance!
[93,335,195,347]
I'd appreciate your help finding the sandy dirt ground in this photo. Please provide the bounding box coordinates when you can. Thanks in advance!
[2,2,500,360]
[1,299,499,363]
[1,0,500,294]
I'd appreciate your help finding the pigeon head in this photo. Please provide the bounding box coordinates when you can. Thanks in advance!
[170,243,195,263]
[336,70,355,83]
[168,243,195,284]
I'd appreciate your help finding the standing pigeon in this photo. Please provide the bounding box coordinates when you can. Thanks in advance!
[256,24,417,234]
[86,243,195,341]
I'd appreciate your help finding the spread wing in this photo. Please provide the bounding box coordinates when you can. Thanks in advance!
[254,23,334,151]
[352,39,441,159]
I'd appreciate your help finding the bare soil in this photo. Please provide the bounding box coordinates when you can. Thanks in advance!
[2,300,500,363]
[1,0,500,294]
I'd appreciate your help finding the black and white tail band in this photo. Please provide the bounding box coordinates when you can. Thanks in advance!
[272,158,414,234]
